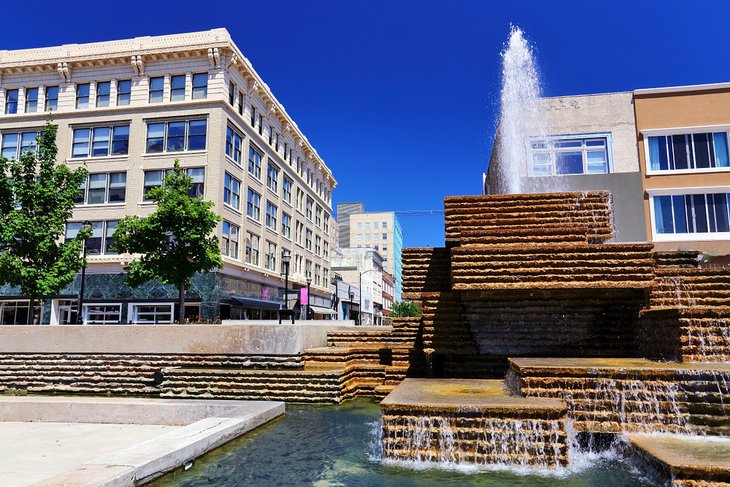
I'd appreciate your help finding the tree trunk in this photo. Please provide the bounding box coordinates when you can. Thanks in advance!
[178,281,185,324]
[28,296,35,324]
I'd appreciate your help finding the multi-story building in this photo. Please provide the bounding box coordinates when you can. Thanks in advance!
[331,248,384,325]
[336,203,403,300]
[381,270,394,321]
[634,82,730,255]
[485,92,646,241]
[0,29,337,324]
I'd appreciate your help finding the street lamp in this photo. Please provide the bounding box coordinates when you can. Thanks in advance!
[305,273,312,321]
[348,287,354,321]
[76,221,92,324]
[280,250,292,324]
[359,269,378,326]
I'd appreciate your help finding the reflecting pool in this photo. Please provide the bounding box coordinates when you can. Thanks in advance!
[152,399,656,487]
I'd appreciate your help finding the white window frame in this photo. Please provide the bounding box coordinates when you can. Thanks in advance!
[128,302,174,324]
[642,125,730,176]
[648,186,730,242]
[526,132,614,177]
[83,303,122,324]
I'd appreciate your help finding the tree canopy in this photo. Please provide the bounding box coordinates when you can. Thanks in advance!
[112,160,222,323]
[0,122,89,323]
[391,300,421,318]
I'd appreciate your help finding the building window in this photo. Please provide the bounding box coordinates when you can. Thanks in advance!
[25,87,38,113]
[223,173,241,210]
[0,300,40,325]
[323,241,329,259]
[266,202,278,230]
[169,74,186,101]
[282,212,292,239]
[306,197,313,221]
[282,177,292,204]
[315,264,321,286]
[65,220,118,255]
[268,125,274,146]
[305,228,313,251]
[315,235,321,256]
[145,120,207,153]
[648,132,729,173]
[5,89,18,114]
[117,80,131,106]
[529,134,610,176]
[245,232,260,265]
[96,81,111,107]
[84,304,122,324]
[1,131,38,160]
[226,125,243,164]
[250,105,257,127]
[76,172,126,205]
[258,114,263,135]
[248,145,263,179]
[247,188,261,221]
[143,167,205,200]
[76,83,90,109]
[229,81,236,105]
[315,206,322,228]
[265,241,277,270]
[45,86,59,111]
[295,222,304,246]
[130,303,173,324]
[267,163,279,192]
[71,125,129,158]
[238,91,244,115]
[192,73,208,99]
[324,214,330,234]
[149,76,164,103]
[222,220,240,259]
[652,192,730,239]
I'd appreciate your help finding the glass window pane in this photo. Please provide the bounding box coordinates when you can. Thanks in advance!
[654,196,674,234]
[2,133,18,159]
[671,195,687,234]
[146,123,164,153]
[112,125,129,155]
[72,129,90,158]
[692,194,709,233]
[556,152,583,175]
[693,133,711,169]
[187,120,207,151]
[86,221,103,254]
[166,122,186,152]
[586,150,608,174]
[117,80,131,106]
[105,221,118,254]
[20,132,37,154]
[170,75,185,101]
[108,173,126,202]
[714,133,729,168]
[672,135,689,170]
[91,127,110,157]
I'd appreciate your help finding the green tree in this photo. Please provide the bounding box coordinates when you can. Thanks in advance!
[113,160,222,323]
[0,123,90,323]
[391,300,421,318]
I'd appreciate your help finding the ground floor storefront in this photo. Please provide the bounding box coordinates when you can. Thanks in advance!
[0,271,333,325]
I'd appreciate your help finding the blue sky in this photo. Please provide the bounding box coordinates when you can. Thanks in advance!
[3,0,730,247]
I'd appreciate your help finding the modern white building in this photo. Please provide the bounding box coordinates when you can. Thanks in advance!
[0,29,337,324]
[331,247,384,325]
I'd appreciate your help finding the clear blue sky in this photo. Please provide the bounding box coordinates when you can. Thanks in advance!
[3,0,730,247]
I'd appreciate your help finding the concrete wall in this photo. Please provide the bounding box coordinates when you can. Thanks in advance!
[0,321,355,356]
[519,172,647,242]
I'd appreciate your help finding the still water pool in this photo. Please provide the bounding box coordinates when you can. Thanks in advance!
[152,399,656,487]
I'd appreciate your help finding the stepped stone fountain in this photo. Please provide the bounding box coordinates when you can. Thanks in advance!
[380,190,730,479]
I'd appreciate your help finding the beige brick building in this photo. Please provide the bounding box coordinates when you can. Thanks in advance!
[0,29,337,324]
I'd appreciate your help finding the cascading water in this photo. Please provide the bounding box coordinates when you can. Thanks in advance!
[489,25,545,195]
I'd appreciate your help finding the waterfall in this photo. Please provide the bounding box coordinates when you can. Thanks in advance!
[491,25,545,195]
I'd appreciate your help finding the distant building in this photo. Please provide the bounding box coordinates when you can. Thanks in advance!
[336,202,403,300]
[331,248,384,325]
[485,92,646,242]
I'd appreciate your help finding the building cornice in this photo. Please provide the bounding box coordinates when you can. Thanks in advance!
[634,81,730,96]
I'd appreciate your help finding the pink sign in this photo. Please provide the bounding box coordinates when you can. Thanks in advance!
[300,287,309,305]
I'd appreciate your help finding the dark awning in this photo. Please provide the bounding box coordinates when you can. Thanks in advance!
[230,296,282,311]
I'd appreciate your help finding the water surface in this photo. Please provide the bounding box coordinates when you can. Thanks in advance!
[152,399,656,487]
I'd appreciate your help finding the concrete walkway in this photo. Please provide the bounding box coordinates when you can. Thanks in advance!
[0,396,284,486]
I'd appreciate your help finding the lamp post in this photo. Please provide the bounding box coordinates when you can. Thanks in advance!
[305,273,312,321]
[280,250,292,324]
[76,221,92,324]
[348,288,354,321]
[359,269,378,326]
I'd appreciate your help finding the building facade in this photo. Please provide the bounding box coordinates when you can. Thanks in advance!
[485,92,647,242]
[336,203,403,300]
[634,82,730,255]
[0,29,337,324]
[331,248,384,325]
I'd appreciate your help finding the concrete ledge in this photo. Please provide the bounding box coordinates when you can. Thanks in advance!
[0,321,355,355]
[0,396,284,487]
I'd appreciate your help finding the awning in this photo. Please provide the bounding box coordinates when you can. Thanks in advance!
[230,296,282,311]
[308,305,337,316]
